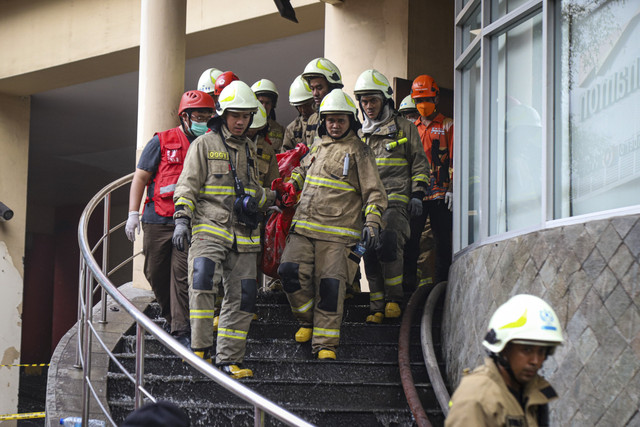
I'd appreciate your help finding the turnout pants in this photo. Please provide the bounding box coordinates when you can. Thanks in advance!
[363,206,409,313]
[405,199,452,284]
[142,222,189,335]
[188,237,258,365]
[278,233,348,354]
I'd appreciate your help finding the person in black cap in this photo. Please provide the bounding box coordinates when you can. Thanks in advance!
[120,401,190,427]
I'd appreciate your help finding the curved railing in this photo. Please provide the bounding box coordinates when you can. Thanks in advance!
[76,173,313,427]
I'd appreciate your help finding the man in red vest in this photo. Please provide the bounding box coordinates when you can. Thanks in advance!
[125,90,215,347]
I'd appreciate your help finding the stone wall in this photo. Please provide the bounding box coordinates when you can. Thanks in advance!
[442,214,640,426]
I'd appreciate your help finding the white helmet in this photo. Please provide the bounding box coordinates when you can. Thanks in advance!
[251,79,279,107]
[289,75,313,106]
[319,89,357,118]
[216,81,260,115]
[483,294,564,354]
[398,95,418,113]
[250,103,268,130]
[197,68,223,94]
[302,57,343,87]
[354,69,393,100]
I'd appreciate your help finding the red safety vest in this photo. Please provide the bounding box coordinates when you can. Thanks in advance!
[146,127,191,217]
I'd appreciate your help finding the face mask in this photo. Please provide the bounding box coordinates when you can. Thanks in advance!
[416,101,436,117]
[190,121,208,137]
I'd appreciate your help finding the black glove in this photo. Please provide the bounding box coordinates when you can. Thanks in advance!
[407,198,423,217]
[362,223,380,252]
[172,217,191,252]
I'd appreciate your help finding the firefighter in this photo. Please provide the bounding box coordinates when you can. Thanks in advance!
[282,74,315,152]
[247,103,279,188]
[213,71,240,104]
[172,81,275,379]
[125,90,215,348]
[196,67,223,98]
[251,79,285,153]
[274,89,387,360]
[404,75,454,287]
[446,294,564,426]
[300,57,344,147]
[354,69,430,323]
[398,94,420,122]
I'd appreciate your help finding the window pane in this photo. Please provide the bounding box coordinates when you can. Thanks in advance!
[460,54,483,246]
[462,5,482,52]
[556,0,640,218]
[492,0,530,21]
[489,14,543,235]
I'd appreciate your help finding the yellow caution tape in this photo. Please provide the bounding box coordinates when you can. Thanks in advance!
[0,363,49,368]
[0,411,45,421]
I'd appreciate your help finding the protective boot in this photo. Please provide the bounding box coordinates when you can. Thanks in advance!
[219,364,253,379]
[213,316,219,332]
[317,349,336,360]
[295,327,312,343]
[252,313,259,321]
[366,312,384,324]
[193,348,212,364]
[385,302,402,318]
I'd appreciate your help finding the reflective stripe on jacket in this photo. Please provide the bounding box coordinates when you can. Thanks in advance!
[446,357,557,427]
[173,125,275,252]
[359,113,430,207]
[149,127,190,217]
[415,113,454,200]
[289,130,387,244]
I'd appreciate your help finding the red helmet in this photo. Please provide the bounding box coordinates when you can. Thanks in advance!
[178,90,215,116]
[214,71,240,96]
[411,75,439,99]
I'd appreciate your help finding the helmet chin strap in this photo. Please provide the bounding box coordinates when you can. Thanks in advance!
[490,352,523,388]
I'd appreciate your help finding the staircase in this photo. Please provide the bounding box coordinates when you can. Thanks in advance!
[107,289,445,426]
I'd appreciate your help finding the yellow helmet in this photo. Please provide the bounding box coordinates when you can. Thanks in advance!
[216,81,260,115]
[319,89,357,118]
[483,294,564,354]
[354,69,393,100]
[289,75,313,106]
[302,57,343,87]
[197,68,223,94]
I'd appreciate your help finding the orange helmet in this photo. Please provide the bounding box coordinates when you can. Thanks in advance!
[178,90,215,116]
[411,75,439,99]
[214,71,240,96]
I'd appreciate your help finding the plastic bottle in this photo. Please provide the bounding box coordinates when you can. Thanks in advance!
[60,417,106,427]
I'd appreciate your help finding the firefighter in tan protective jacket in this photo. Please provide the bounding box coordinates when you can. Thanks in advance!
[274,89,387,360]
[172,81,276,380]
[446,294,563,427]
[354,69,430,323]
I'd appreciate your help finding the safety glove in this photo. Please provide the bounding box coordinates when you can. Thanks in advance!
[407,198,423,218]
[125,211,140,242]
[172,217,191,252]
[271,178,298,207]
[445,192,453,211]
[362,222,380,252]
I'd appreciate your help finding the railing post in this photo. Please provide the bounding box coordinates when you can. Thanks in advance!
[135,323,146,409]
[75,256,86,368]
[254,406,265,427]
[100,194,111,324]
[81,270,95,427]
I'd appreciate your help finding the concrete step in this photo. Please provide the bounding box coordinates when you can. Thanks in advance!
[109,399,445,427]
[108,372,437,410]
[109,356,429,382]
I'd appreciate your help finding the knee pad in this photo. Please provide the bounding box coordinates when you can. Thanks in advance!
[377,229,398,263]
[318,278,340,312]
[192,257,216,291]
[278,262,301,293]
[240,279,258,313]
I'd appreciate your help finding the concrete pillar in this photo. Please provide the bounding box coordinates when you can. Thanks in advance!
[0,92,30,422]
[324,0,411,98]
[133,0,186,288]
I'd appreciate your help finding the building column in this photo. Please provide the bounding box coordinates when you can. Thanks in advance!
[0,92,30,421]
[133,0,186,288]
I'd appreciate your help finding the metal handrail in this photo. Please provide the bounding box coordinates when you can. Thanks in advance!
[77,173,313,427]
